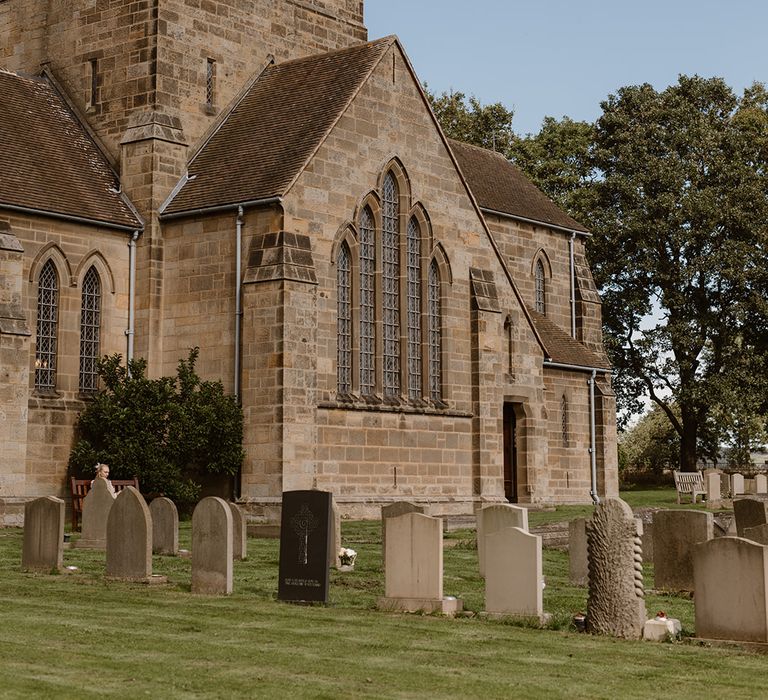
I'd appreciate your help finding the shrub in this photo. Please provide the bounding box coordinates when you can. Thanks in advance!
[68,348,244,505]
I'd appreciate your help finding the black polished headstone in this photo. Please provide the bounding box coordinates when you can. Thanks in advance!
[278,490,333,602]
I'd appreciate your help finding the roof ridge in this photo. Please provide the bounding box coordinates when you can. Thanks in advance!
[448,137,510,162]
[271,35,396,70]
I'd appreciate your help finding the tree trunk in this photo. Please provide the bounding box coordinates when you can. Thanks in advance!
[679,408,699,472]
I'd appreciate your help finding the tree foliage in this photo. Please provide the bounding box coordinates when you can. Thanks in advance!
[427,76,768,471]
[619,405,681,478]
[68,349,244,504]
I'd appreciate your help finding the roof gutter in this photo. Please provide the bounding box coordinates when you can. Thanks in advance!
[480,207,591,238]
[543,360,611,374]
[0,203,141,233]
[159,196,282,221]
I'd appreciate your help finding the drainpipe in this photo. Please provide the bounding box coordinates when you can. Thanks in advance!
[569,232,577,338]
[126,230,139,370]
[588,369,600,505]
[234,206,243,401]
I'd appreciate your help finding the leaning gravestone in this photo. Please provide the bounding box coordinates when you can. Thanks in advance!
[149,497,178,555]
[278,490,332,602]
[228,502,247,561]
[78,477,116,549]
[192,497,233,594]
[694,536,768,642]
[476,504,528,578]
[568,517,588,586]
[22,496,65,573]
[377,512,462,615]
[652,510,713,592]
[381,501,425,568]
[106,487,153,582]
[733,498,768,538]
[485,526,544,622]
[586,498,646,639]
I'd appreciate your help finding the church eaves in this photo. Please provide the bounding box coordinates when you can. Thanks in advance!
[162,37,396,217]
[0,71,141,231]
[528,309,611,370]
[449,139,589,235]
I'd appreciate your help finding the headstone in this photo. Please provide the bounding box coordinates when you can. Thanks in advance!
[22,496,64,573]
[733,498,768,538]
[731,473,745,497]
[640,519,654,562]
[744,523,768,545]
[149,497,178,555]
[106,487,153,582]
[329,500,341,569]
[228,502,247,561]
[476,504,529,577]
[720,472,731,498]
[192,497,233,594]
[705,472,721,509]
[278,490,332,602]
[568,518,588,586]
[694,536,768,642]
[586,498,646,639]
[756,474,768,494]
[378,512,462,615]
[485,526,544,622]
[78,477,116,549]
[652,510,713,591]
[381,501,425,567]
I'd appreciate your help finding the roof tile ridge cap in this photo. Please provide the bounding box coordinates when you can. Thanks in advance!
[271,34,396,69]
[38,65,121,176]
[187,54,277,168]
[449,137,510,162]
[277,37,396,200]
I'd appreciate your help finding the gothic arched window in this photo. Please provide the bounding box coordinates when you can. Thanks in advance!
[337,243,352,395]
[359,206,375,396]
[428,259,442,403]
[35,259,59,392]
[79,266,102,394]
[406,217,422,400]
[535,259,546,314]
[561,394,569,446]
[382,172,400,398]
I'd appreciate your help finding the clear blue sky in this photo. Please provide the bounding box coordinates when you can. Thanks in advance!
[366,0,768,135]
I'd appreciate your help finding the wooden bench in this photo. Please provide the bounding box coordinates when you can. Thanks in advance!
[70,477,140,530]
[672,470,705,504]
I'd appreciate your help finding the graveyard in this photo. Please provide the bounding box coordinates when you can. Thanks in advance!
[3,488,768,698]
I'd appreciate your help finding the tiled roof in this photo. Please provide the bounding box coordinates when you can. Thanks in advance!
[0,71,141,230]
[449,139,588,234]
[163,37,395,216]
[528,309,611,370]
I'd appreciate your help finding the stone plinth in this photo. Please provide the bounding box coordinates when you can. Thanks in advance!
[643,617,682,641]
[476,504,528,578]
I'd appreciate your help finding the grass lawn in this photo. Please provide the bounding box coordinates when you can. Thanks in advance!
[0,489,760,699]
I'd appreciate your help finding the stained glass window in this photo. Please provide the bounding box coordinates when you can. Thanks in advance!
[535,259,546,314]
[35,260,59,392]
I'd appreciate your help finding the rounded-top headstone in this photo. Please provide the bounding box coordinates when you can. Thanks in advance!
[192,497,233,595]
[106,486,152,581]
[79,477,116,549]
[22,496,65,572]
[149,497,179,555]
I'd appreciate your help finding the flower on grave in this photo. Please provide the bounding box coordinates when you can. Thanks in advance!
[338,547,357,567]
[655,611,667,620]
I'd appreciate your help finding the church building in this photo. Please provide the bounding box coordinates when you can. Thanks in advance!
[0,0,618,524]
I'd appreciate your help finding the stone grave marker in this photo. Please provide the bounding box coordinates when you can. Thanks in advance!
[22,496,64,573]
[694,536,768,642]
[192,497,233,594]
[228,502,247,561]
[756,474,768,494]
[476,504,528,578]
[378,512,462,615]
[381,501,425,568]
[733,498,768,538]
[568,517,588,586]
[704,472,721,509]
[586,498,646,639]
[78,477,116,549]
[744,523,768,545]
[278,490,332,602]
[485,526,544,622]
[652,509,713,592]
[329,499,341,569]
[731,473,745,497]
[149,497,178,555]
[106,486,155,582]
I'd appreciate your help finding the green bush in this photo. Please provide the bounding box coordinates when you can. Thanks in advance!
[68,348,244,505]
